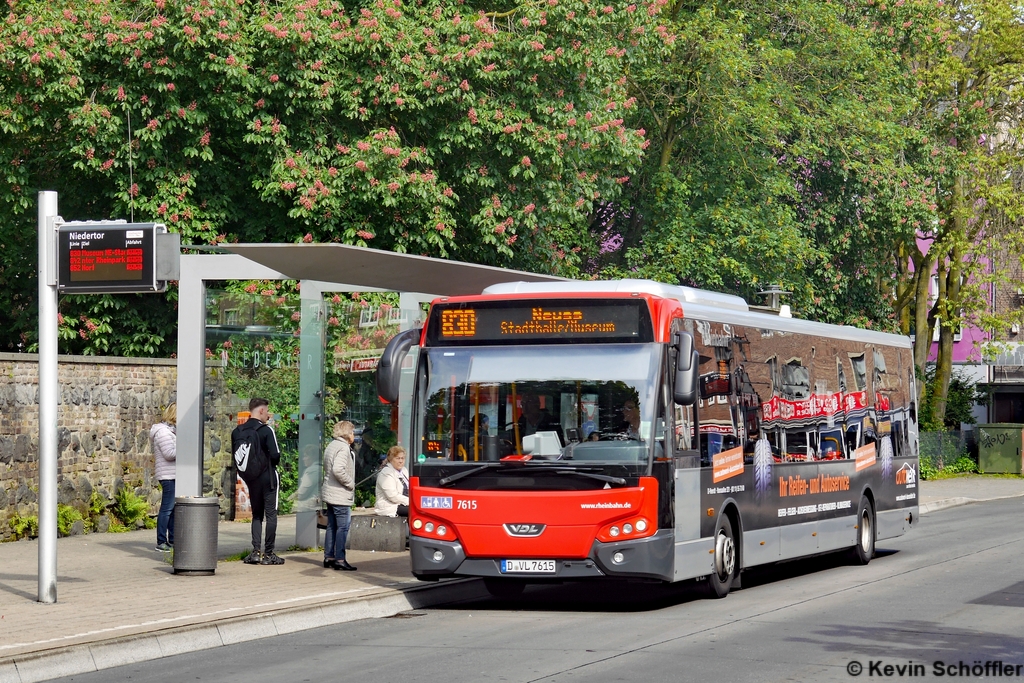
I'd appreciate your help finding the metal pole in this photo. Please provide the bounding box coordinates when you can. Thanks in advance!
[37,191,59,604]
[176,255,207,497]
[295,282,325,550]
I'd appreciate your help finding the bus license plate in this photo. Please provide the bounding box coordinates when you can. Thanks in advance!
[501,559,556,574]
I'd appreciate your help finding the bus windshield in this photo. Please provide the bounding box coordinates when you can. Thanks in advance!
[418,344,661,465]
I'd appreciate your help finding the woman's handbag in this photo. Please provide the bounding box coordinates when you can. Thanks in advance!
[313,499,325,532]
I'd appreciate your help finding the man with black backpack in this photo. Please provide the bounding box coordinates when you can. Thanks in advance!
[232,397,284,566]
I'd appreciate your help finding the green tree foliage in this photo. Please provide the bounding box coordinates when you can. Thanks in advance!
[0,0,666,353]
[890,0,1024,423]
[918,367,984,432]
[601,0,923,324]
[3,0,1021,446]
[597,0,1023,426]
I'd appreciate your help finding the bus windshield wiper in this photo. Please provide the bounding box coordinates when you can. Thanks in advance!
[437,463,502,486]
[437,461,627,487]
[553,469,627,486]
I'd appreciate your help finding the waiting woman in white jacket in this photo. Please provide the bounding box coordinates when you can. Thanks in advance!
[375,446,409,517]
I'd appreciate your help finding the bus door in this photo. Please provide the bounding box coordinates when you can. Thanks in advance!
[396,345,420,452]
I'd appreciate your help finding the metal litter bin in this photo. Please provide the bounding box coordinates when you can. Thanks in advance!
[172,496,219,575]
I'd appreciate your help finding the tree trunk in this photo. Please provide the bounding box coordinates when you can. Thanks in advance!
[911,248,935,407]
[896,242,912,336]
[659,118,676,174]
[932,188,966,425]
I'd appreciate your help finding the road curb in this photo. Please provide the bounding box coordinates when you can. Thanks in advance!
[919,491,1024,516]
[919,497,973,515]
[0,578,486,683]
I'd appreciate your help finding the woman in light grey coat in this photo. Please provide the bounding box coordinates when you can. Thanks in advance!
[322,421,357,571]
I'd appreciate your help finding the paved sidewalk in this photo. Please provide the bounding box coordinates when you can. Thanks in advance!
[918,474,1024,514]
[0,514,483,683]
[2,476,1021,683]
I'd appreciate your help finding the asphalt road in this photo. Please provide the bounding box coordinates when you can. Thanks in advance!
[51,498,1024,683]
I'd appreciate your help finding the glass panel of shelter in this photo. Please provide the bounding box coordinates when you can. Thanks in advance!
[204,288,412,518]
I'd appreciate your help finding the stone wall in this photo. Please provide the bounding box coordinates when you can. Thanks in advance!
[0,353,246,542]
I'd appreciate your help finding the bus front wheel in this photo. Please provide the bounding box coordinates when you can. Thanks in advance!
[707,515,737,599]
[848,496,875,565]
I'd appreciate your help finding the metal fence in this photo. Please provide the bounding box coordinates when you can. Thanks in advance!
[918,430,974,470]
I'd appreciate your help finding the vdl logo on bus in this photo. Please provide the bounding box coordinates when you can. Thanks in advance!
[504,523,546,537]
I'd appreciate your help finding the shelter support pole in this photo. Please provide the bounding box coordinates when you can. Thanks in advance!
[176,255,208,497]
[295,281,326,550]
[37,191,59,604]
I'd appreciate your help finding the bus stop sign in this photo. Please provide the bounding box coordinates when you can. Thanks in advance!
[57,222,177,293]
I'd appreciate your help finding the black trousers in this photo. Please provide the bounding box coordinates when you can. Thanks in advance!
[249,470,279,554]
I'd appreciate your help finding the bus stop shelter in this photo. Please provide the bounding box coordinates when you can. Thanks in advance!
[175,243,565,547]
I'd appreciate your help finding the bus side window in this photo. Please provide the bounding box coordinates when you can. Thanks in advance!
[762,429,782,462]
[785,429,811,461]
[845,423,861,452]
[819,429,845,460]
[863,416,877,446]
[674,404,694,453]
[743,438,756,463]
[700,433,723,466]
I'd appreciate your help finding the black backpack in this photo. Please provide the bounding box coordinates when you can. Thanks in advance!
[232,420,269,486]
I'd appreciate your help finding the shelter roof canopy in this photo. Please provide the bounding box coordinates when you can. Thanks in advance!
[226,243,565,297]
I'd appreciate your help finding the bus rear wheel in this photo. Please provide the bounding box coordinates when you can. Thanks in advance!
[848,495,875,566]
[707,515,737,599]
[484,577,526,599]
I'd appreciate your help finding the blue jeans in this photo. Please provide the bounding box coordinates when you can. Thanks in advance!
[324,503,351,563]
[157,479,175,546]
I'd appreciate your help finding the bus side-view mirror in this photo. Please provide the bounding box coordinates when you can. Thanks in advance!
[673,331,698,406]
[375,328,420,404]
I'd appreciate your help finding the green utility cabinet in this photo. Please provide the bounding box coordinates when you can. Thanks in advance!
[977,424,1024,474]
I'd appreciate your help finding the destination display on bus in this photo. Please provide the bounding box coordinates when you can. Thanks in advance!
[425,299,653,345]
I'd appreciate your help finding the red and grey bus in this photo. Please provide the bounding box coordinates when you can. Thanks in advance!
[375,280,919,598]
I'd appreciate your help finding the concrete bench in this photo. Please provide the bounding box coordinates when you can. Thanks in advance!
[345,514,408,552]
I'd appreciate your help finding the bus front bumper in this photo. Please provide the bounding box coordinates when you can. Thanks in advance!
[410,530,674,582]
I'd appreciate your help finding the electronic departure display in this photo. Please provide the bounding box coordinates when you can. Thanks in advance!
[58,223,163,293]
[426,299,653,345]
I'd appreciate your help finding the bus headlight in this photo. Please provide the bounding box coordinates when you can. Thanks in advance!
[612,552,625,564]
[598,517,654,542]
[413,519,423,530]
[425,522,435,533]
[432,550,444,562]
[437,526,447,537]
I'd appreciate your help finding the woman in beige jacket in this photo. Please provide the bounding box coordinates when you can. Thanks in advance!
[322,421,357,571]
